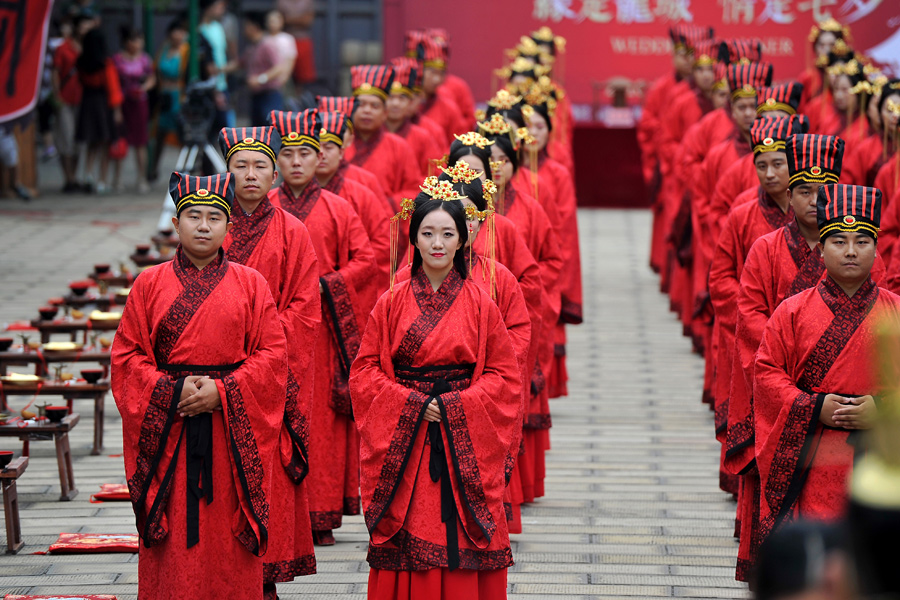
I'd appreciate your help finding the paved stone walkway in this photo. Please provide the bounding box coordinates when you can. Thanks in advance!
[0,189,749,598]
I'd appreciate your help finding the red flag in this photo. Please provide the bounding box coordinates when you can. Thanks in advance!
[0,0,53,124]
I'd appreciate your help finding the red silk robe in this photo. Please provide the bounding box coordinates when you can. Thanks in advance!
[797,67,823,114]
[873,156,900,265]
[473,212,547,501]
[269,181,377,531]
[412,113,449,151]
[340,160,389,207]
[349,268,520,599]
[843,133,888,187]
[755,278,900,548]
[694,134,751,413]
[323,170,394,294]
[727,222,887,580]
[344,128,423,208]
[515,153,582,397]
[111,249,286,600]
[637,72,687,185]
[666,109,735,333]
[547,139,574,176]
[440,73,476,127]
[709,189,792,506]
[421,92,466,139]
[708,154,756,234]
[396,255,533,533]
[393,119,445,177]
[710,190,793,437]
[222,201,321,583]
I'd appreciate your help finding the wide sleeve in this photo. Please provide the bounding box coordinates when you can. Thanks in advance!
[548,163,582,324]
[214,273,288,556]
[393,137,424,207]
[725,241,773,473]
[753,303,824,539]
[320,202,378,416]
[111,272,176,493]
[105,59,123,107]
[350,294,434,541]
[708,214,743,320]
[277,222,321,481]
[437,295,521,548]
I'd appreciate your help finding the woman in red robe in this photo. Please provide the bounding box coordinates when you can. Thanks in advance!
[797,19,849,113]
[268,109,378,546]
[112,174,286,600]
[397,167,533,533]
[844,82,900,187]
[351,191,521,600]
[508,94,581,398]
[457,123,566,503]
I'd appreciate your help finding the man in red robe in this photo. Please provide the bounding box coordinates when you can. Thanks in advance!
[315,110,394,293]
[386,57,444,176]
[316,95,392,204]
[267,109,378,546]
[754,184,900,549]
[709,82,806,227]
[422,28,476,127]
[638,25,710,205]
[112,173,286,600]
[692,61,773,412]
[727,133,850,581]
[216,126,321,598]
[342,65,422,208]
[708,116,803,497]
[412,34,467,139]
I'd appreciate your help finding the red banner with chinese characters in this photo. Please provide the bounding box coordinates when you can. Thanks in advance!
[0,0,54,124]
[383,0,898,107]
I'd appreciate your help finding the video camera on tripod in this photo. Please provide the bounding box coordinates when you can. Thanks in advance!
[178,79,218,147]
[156,79,227,231]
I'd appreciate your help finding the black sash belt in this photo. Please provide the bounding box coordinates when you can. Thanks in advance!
[185,412,214,548]
[158,361,243,549]
[426,377,460,571]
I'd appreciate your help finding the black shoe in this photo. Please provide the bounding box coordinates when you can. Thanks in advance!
[81,182,94,194]
[12,184,31,201]
[62,182,80,194]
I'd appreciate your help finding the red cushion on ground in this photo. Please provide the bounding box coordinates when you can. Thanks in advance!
[47,533,138,554]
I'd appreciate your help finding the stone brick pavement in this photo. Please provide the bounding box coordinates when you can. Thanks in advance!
[0,191,750,598]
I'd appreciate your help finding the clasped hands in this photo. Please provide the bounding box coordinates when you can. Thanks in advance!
[178,376,222,418]
[819,394,877,430]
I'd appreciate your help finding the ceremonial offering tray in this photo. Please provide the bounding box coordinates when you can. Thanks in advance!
[42,342,83,352]
[88,311,122,322]
[0,373,42,385]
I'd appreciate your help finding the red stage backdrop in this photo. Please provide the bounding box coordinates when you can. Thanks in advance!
[383,0,900,107]
[0,0,53,124]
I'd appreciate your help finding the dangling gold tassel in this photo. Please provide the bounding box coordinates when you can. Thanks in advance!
[859,96,866,138]
[884,126,889,162]
[389,218,399,302]
[530,146,539,202]
[486,213,497,301]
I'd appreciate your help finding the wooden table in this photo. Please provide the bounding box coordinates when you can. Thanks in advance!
[89,273,134,288]
[0,347,111,377]
[130,252,172,267]
[0,415,79,501]
[0,381,108,455]
[1,456,27,553]
[60,293,115,310]
[29,318,119,344]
